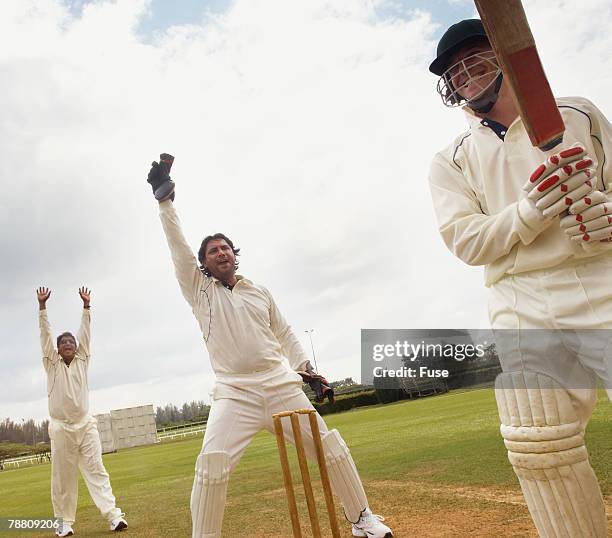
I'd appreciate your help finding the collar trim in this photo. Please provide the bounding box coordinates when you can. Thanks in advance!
[480,117,508,141]
[211,274,249,285]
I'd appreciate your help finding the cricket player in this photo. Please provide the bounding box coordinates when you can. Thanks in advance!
[428,19,611,537]
[37,287,127,537]
[146,161,394,538]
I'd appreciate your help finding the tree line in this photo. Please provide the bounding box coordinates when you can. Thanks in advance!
[155,400,211,426]
[2,380,357,440]
[0,400,212,444]
[0,418,50,445]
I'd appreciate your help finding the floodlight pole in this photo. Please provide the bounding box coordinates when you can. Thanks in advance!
[304,329,319,373]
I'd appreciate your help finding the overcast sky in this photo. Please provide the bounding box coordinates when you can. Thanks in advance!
[2,0,611,422]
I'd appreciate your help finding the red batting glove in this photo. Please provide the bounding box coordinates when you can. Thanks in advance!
[560,191,612,243]
[523,145,597,219]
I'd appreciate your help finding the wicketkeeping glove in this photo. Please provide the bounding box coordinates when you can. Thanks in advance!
[147,153,175,201]
[560,190,612,243]
[298,365,335,404]
[522,145,596,219]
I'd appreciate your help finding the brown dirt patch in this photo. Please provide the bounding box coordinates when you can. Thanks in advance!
[233,479,612,536]
[360,480,612,538]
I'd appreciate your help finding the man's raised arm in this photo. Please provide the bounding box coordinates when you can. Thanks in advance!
[147,157,204,309]
[37,287,58,371]
[76,287,91,359]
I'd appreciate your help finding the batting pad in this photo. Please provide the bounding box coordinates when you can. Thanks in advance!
[322,429,368,523]
[496,372,607,538]
[190,451,230,538]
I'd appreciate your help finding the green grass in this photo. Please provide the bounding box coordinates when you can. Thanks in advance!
[1,389,609,537]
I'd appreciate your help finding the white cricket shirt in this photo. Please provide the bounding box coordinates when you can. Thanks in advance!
[429,96,612,286]
[40,309,90,424]
[159,201,310,376]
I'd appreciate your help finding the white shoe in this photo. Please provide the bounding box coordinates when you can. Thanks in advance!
[55,524,74,537]
[110,517,128,532]
[352,511,393,538]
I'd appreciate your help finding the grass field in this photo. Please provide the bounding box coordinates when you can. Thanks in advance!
[1,389,610,537]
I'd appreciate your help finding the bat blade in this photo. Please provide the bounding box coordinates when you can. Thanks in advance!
[474,0,564,150]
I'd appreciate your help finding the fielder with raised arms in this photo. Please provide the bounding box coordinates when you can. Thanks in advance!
[428,19,611,538]
[37,287,127,537]
[146,160,394,538]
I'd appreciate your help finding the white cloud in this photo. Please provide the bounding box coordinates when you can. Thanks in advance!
[1,0,610,421]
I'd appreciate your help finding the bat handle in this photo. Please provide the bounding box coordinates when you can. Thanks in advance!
[539,134,564,152]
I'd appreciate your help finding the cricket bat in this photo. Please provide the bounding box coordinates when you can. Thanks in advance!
[474,0,565,151]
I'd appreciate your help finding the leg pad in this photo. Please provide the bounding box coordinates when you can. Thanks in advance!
[190,451,230,538]
[496,372,607,538]
[322,429,368,524]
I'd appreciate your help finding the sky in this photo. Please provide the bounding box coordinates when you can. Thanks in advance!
[2,0,611,422]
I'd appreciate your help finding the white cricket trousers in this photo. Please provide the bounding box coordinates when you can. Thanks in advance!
[489,252,612,420]
[200,367,369,515]
[489,253,611,537]
[48,417,122,526]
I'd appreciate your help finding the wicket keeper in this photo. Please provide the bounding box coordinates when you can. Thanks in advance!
[146,161,394,538]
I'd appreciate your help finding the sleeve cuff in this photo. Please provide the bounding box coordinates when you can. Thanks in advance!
[517,197,553,244]
[292,359,311,372]
[159,199,173,211]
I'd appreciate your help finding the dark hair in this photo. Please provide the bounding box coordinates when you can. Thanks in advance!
[197,233,240,276]
[57,332,76,348]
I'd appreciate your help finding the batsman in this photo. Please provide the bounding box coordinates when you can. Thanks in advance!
[146,158,394,538]
[428,18,611,537]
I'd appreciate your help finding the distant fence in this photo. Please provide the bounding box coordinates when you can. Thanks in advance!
[1,452,51,470]
[1,389,384,468]
[1,419,210,471]
[157,421,207,441]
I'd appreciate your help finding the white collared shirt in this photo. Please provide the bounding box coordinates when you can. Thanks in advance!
[429,96,612,286]
[159,201,310,376]
[40,309,90,423]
